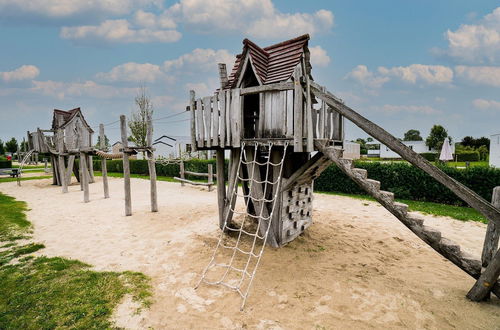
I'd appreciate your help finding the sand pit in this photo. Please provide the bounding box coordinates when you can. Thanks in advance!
[1,177,499,329]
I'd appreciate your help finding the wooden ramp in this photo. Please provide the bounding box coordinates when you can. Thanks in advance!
[310,80,500,300]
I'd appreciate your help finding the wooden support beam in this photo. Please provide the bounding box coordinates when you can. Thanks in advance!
[293,67,303,152]
[482,187,500,267]
[310,83,500,227]
[174,177,213,187]
[207,164,214,192]
[218,63,229,89]
[57,128,68,193]
[120,115,132,216]
[147,115,158,212]
[65,155,75,186]
[304,68,314,152]
[216,149,226,230]
[99,124,109,199]
[281,152,332,192]
[223,148,241,229]
[189,90,197,152]
[240,82,294,95]
[80,152,90,203]
[467,248,500,301]
[180,160,185,186]
[88,156,95,183]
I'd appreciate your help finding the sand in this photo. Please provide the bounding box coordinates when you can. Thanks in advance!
[1,177,499,329]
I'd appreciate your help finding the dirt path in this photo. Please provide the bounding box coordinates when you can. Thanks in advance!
[1,178,498,329]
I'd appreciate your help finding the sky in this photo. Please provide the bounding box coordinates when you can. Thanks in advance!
[0,0,499,145]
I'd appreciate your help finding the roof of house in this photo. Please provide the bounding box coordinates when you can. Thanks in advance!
[227,34,310,88]
[51,107,94,133]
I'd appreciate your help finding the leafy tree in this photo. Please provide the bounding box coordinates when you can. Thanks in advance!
[0,139,4,155]
[95,135,111,149]
[477,145,488,161]
[5,137,18,153]
[403,129,423,141]
[461,136,475,148]
[354,138,367,154]
[128,87,153,158]
[20,138,28,152]
[426,125,451,151]
[475,137,490,151]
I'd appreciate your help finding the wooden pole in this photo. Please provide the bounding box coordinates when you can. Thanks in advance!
[293,67,303,152]
[180,160,185,186]
[482,187,500,267]
[65,155,75,186]
[99,124,109,199]
[120,115,132,216]
[44,158,48,173]
[207,163,213,192]
[88,155,95,183]
[467,248,500,301]
[190,90,197,152]
[216,149,226,229]
[57,129,68,193]
[146,115,158,212]
[80,152,89,203]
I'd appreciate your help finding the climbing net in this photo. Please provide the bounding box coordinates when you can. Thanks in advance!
[196,141,288,309]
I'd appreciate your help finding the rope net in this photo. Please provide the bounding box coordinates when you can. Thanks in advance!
[196,141,288,310]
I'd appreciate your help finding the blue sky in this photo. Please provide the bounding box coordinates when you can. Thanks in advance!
[0,0,499,144]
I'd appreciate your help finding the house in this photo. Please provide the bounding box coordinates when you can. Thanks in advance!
[366,140,455,159]
[52,107,94,150]
[490,133,500,168]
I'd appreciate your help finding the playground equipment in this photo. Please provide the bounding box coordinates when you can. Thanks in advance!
[28,109,158,215]
[174,161,215,191]
[190,34,500,308]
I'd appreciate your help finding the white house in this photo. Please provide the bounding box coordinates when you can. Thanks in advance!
[366,140,455,159]
[490,133,500,168]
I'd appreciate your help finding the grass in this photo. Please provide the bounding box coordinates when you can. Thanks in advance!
[0,192,152,329]
[358,158,490,168]
[318,191,487,223]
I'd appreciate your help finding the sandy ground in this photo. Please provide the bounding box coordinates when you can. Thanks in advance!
[1,177,499,330]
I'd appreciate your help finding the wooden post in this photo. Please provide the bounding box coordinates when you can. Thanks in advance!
[216,149,226,229]
[57,129,68,193]
[146,115,158,212]
[88,155,95,183]
[482,187,500,268]
[223,148,241,229]
[293,67,303,152]
[120,115,132,216]
[304,59,314,152]
[208,164,213,192]
[65,155,75,186]
[190,90,197,152]
[44,158,48,173]
[467,248,500,301]
[80,152,90,203]
[99,124,109,199]
[180,160,185,187]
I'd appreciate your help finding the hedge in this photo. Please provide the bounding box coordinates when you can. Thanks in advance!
[456,151,479,162]
[420,153,437,162]
[92,158,500,207]
[0,160,12,168]
[314,161,500,206]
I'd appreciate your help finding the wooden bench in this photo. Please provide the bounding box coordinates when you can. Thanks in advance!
[0,168,19,177]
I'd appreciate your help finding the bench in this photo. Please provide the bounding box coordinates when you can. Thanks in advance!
[0,168,19,178]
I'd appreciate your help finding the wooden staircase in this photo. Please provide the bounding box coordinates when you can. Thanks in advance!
[316,143,500,299]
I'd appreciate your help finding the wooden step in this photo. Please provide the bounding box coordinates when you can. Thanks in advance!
[393,202,409,215]
[378,190,394,203]
[340,158,353,169]
[365,179,381,190]
[407,212,425,227]
[353,168,367,179]
[422,225,442,243]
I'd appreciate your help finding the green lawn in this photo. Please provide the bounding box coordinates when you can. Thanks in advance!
[0,192,152,329]
[0,175,52,184]
[358,158,489,168]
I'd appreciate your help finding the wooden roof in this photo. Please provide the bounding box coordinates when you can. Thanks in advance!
[52,107,94,133]
[227,34,310,88]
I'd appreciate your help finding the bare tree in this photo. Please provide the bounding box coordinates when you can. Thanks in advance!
[128,86,153,158]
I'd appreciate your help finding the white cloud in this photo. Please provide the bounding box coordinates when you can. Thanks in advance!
[309,46,330,67]
[165,0,333,39]
[1,65,40,82]
[31,80,135,100]
[163,48,234,73]
[345,65,389,89]
[372,104,442,115]
[0,0,162,20]
[442,7,500,64]
[60,19,181,44]
[346,64,454,89]
[378,64,453,84]
[96,62,166,83]
[472,98,500,111]
[455,65,500,87]
[133,10,176,29]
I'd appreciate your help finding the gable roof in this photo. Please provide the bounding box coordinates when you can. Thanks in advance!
[51,107,94,133]
[227,34,310,88]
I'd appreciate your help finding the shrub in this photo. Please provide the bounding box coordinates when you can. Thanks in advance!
[456,151,479,162]
[0,159,12,168]
[420,153,437,161]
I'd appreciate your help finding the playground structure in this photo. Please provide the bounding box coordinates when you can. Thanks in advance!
[190,34,500,308]
[174,161,215,191]
[27,109,158,215]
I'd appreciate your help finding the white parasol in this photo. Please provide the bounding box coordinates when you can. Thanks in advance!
[439,137,453,161]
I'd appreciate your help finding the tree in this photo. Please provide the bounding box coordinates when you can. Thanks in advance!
[461,136,490,151]
[354,138,367,154]
[403,129,423,141]
[20,138,28,152]
[128,87,153,158]
[426,125,451,151]
[0,139,4,155]
[5,137,18,153]
[95,134,110,149]
[477,145,488,161]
